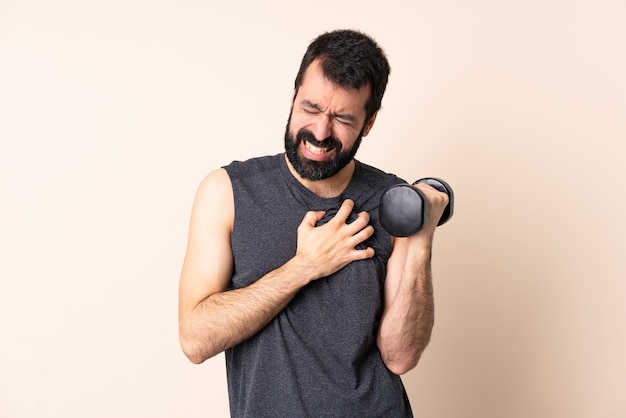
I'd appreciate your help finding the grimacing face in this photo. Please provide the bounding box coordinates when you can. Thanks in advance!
[284,117,364,181]
[284,60,374,181]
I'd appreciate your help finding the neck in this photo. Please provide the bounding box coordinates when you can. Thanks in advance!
[284,155,355,198]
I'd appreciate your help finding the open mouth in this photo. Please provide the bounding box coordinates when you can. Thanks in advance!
[304,141,332,155]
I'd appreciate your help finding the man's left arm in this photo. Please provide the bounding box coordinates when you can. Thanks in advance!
[376,183,449,375]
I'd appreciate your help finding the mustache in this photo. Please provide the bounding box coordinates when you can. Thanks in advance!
[296,129,342,151]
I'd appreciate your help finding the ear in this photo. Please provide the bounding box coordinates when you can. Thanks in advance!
[362,112,378,137]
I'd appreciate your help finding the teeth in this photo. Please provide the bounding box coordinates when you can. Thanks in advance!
[305,141,329,154]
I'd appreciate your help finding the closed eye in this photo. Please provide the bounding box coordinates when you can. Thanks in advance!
[301,100,323,114]
[334,116,355,126]
[299,100,359,128]
[302,107,320,114]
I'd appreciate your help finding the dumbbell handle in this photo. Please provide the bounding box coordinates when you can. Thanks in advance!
[379,177,454,237]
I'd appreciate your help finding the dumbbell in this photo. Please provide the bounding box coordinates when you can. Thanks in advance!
[379,178,454,237]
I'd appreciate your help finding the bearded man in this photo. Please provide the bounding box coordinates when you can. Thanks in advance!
[178,29,448,417]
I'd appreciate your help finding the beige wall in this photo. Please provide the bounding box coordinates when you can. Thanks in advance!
[1,1,624,417]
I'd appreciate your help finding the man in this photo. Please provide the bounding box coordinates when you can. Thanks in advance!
[179,29,448,417]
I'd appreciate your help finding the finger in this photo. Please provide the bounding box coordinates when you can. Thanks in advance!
[415,183,449,204]
[346,210,371,235]
[413,182,437,196]
[352,246,375,260]
[333,199,355,223]
[412,185,449,231]
[300,210,327,229]
[349,224,374,245]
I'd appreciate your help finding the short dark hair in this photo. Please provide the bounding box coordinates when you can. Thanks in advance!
[293,29,391,121]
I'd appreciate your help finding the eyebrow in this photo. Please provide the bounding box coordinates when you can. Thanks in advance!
[300,100,358,123]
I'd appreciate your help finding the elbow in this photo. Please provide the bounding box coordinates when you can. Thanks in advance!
[179,318,226,364]
[180,334,211,365]
[185,351,207,365]
[181,340,205,365]
[383,354,420,376]
[378,333,427,375]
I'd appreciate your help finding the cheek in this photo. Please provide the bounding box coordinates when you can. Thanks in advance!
[289,113,309,134]
[335,126,360,146]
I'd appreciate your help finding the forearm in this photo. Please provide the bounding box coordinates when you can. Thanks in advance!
[377,244,435,375]
[180,261,312,364]
[179,200,376,364]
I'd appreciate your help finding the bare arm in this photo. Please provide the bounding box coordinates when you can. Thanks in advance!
[377,183,449,375]
[178,169,375,364]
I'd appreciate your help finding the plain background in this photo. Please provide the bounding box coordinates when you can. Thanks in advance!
[1,0,625,417]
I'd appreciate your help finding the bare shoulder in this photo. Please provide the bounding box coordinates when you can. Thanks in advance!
[198,167,232,193]
[197,168,232,203]
[192,168,234,229]
[179,168,234,302]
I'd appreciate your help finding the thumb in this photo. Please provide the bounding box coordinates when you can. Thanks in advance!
[300,210,327,229]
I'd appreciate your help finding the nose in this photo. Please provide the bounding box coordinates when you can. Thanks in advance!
[309,114,333,142]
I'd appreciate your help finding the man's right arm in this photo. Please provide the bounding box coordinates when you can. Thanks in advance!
[178,168,375,364]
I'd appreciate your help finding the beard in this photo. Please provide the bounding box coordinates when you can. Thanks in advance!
[284,116,364,181]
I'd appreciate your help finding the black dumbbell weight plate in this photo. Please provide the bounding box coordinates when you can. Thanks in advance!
[379,184,427,237]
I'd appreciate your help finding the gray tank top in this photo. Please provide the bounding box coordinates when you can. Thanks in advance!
[223,153,413,417]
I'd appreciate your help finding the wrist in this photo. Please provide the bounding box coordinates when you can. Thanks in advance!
[283,256,319,287]
[407,232,433,251]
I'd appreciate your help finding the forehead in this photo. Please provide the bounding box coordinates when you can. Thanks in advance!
[296,59,370,117]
